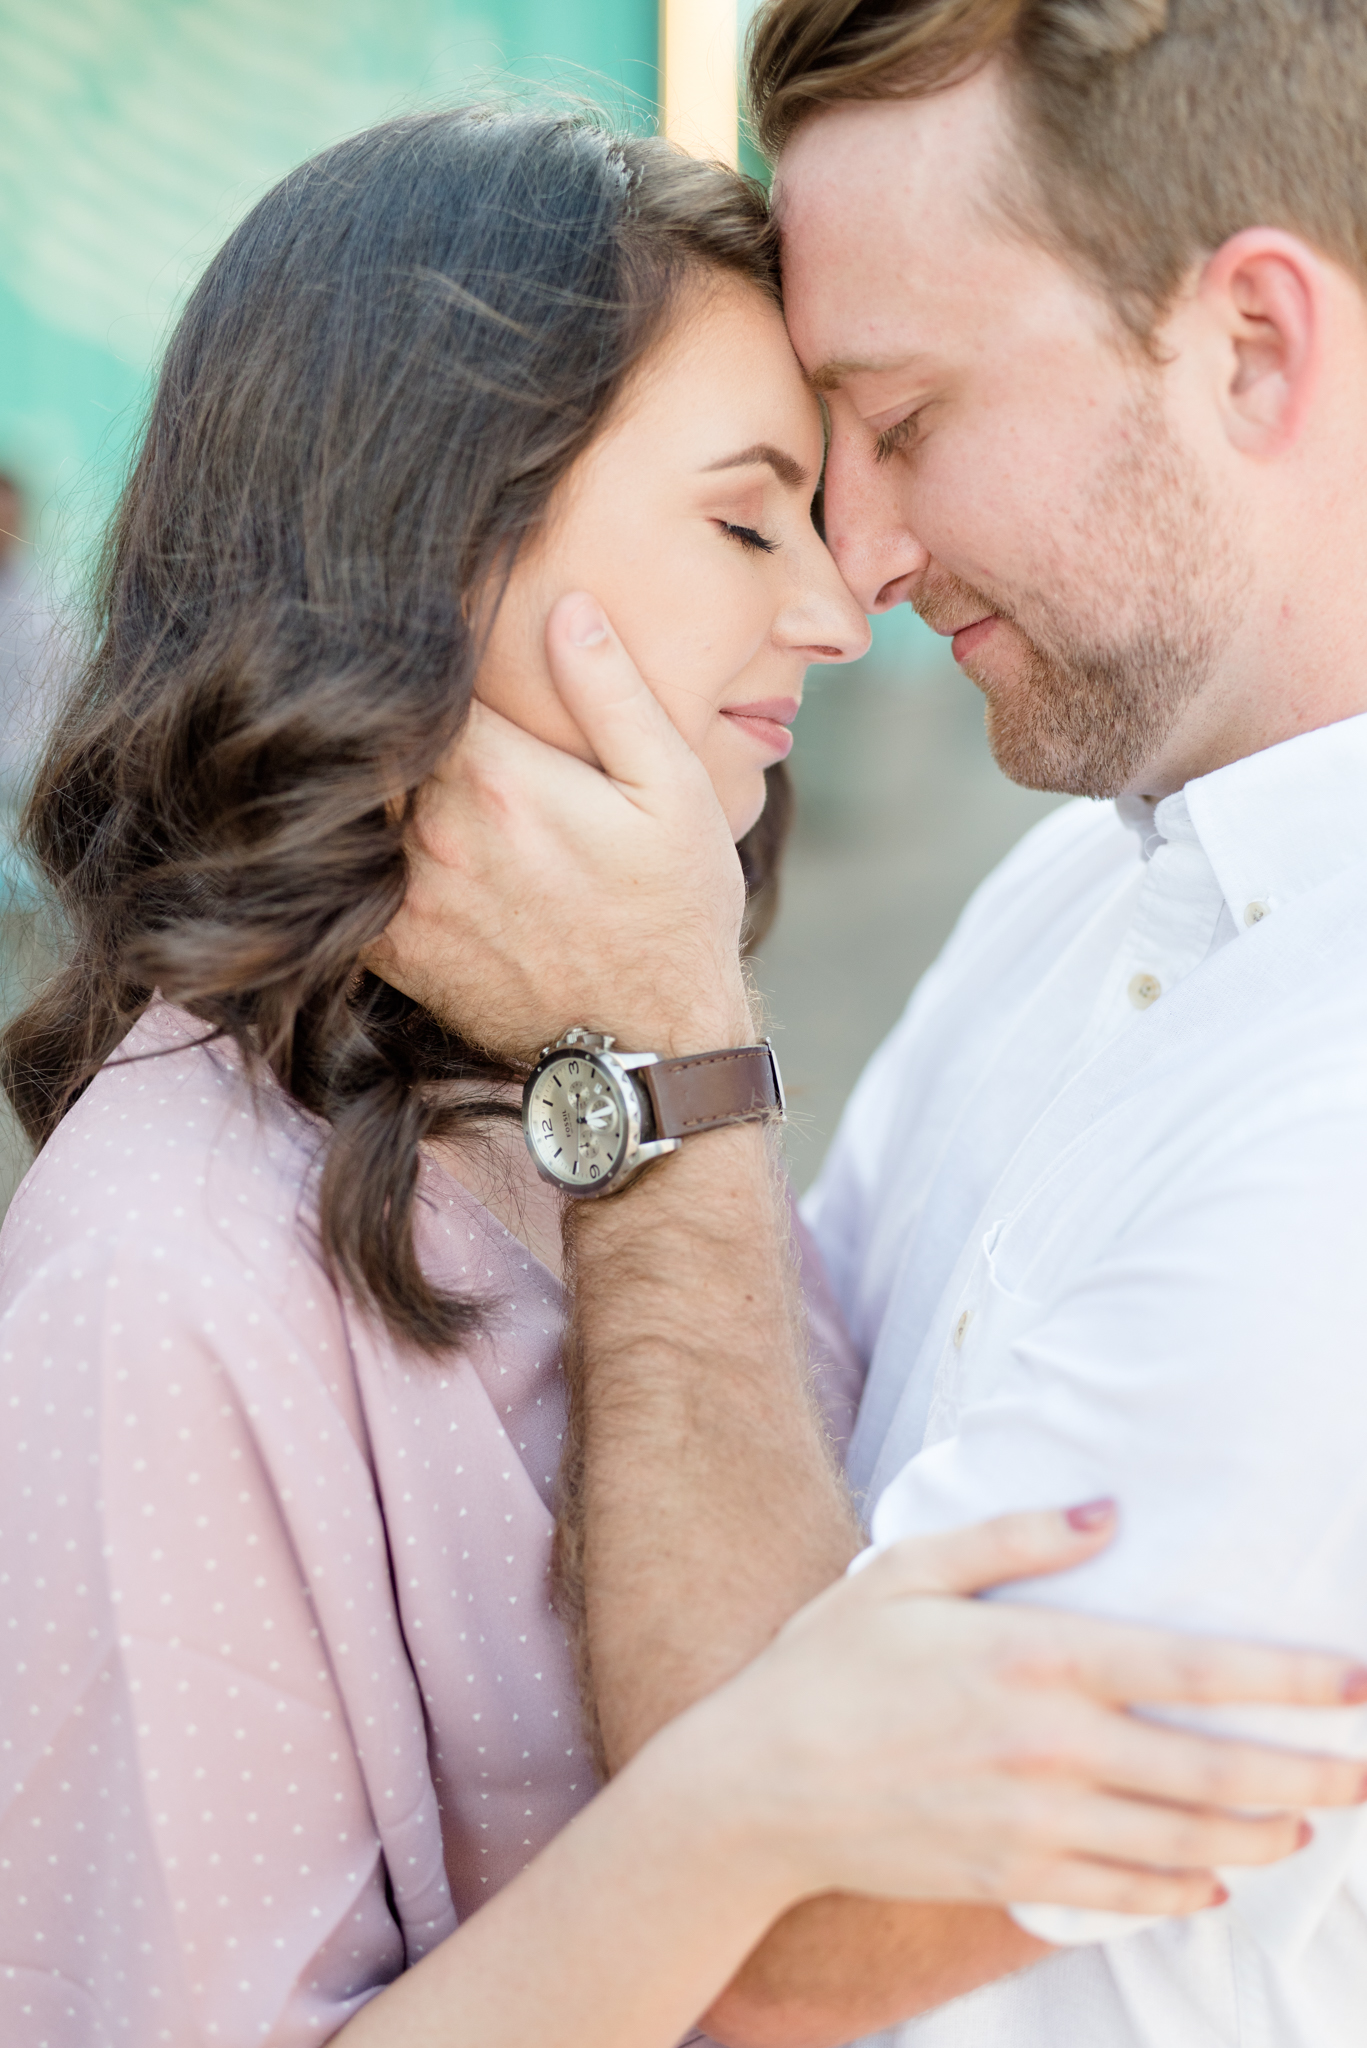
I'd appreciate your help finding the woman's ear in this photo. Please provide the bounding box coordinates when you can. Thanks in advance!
[1195,228,1323,457]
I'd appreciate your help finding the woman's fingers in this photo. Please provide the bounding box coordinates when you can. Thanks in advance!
[1029,1610,1367,1711]
[849,1504,1119,1602]
[1010,1857,1227,1917]
[1087,1712,1367,1814]
[1046,1786,1310,1873]
[853,1518,1367,1714]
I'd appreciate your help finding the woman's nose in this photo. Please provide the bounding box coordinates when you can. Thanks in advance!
[779,547,872,665]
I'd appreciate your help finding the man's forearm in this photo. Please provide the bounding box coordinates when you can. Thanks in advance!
[702,1897,1042,2048]
[557,1125,1043,2045]
[559,1123,860,1766]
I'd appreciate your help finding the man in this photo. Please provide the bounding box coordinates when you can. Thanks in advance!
[389,3,1367,2043]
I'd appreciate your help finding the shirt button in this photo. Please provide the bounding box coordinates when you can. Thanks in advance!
[953,1309,973,1349]
[1244,900,1270,926]
[1128,972,1162,1009]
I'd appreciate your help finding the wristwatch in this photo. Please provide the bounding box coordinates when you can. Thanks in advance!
[521,1027,785,1198]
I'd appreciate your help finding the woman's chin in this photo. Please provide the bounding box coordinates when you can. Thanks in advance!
[727,779,768,844]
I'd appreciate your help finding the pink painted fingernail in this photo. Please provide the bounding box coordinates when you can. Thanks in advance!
[1295,1819,1314,1850]
[567,597,608,648]
[1341,1667,1367,1703]
[1065,1498,1116,1532]
[1210,1883,1230,1908]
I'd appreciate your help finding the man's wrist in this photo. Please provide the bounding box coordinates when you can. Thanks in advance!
[596,984,758,1062]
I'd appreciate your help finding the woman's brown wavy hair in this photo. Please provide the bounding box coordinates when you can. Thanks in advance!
[1,107,790,1352]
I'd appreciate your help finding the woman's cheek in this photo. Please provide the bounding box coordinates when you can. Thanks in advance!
[641,673,720,754]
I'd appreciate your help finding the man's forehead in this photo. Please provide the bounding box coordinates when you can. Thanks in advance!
[773,81,1015,361]
[772,79,1086,389]
[773,67,1012,238]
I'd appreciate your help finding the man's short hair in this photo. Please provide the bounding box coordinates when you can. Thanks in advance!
[747,1,1367,340]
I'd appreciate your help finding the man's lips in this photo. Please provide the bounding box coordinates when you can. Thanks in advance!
[948,615,998,663]
[719,696,800,758]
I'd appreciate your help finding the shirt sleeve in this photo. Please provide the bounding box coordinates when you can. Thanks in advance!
[867,1077,1367,1961]
[0,1235,408,2046]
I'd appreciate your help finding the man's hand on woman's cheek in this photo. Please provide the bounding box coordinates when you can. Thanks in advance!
[364,595,753,1062]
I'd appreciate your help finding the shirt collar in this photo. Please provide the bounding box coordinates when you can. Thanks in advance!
[1115,711,1367,926]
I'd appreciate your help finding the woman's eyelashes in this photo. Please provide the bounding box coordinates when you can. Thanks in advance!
[874,408,925,464]
[721,521,778,554]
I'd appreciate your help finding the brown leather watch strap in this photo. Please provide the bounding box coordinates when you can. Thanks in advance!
[637,1043,783,1141]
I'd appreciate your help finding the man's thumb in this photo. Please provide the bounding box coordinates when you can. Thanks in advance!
[545,592,699,796]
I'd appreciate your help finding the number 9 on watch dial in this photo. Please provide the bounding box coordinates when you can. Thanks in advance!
[523,1050,633,1191]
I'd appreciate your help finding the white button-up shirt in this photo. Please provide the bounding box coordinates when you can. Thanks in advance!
[805,713,1367,2048]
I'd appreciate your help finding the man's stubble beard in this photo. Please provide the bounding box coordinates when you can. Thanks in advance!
[917,395,1249,800]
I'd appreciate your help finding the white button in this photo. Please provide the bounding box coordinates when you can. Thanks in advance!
[1244,900,1270,926]
[953,1310,973,1349]
[1128,972,1162,1009]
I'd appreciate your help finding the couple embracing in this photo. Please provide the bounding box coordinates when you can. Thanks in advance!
[4,4,1367,2045]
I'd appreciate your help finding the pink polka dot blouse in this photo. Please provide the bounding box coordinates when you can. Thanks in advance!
[0,1002,864,2044]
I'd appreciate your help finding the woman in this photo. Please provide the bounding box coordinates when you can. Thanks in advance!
[1,109,1362,2048]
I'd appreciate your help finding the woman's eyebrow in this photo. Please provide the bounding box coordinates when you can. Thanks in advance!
[701,442,809,487]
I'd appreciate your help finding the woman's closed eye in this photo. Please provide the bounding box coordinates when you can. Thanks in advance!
[720,521,778,555]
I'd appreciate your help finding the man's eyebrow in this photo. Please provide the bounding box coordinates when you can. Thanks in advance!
[811,358,899,392]
[701,443,809,487]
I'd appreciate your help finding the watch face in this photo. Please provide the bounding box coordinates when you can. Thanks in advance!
[524,1051,632,1190]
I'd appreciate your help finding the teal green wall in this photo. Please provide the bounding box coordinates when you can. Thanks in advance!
[0,0,659,590]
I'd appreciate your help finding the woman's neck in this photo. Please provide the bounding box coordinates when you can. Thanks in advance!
[429,1113,567,1284]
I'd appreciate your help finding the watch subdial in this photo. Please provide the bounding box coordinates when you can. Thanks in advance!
[566,1078,622,1183]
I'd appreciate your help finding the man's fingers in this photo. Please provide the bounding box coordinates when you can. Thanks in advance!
[415,698,619,868]
[429,697,593,797]
[854,1505,1118,1602]
[544,592,706,796]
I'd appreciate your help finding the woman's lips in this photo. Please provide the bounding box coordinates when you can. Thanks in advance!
[950,615,998,663]
[719,696,800,759]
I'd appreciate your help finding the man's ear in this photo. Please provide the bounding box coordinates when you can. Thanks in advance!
[1196,228,1323,457]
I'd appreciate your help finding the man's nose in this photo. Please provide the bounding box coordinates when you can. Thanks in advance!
[822,426,931,615]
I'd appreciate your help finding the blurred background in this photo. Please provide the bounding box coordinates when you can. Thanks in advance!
[0,0,1059,1210]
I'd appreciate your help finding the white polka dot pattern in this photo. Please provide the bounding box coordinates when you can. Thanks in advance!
[0,1002,864,2043]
